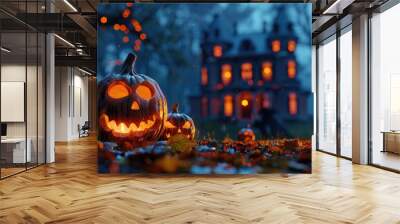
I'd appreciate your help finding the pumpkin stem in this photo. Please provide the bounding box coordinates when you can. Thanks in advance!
[120,53,137,75]
[172,104,179,113]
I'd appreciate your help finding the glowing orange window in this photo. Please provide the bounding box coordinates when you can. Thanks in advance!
[221,64,232,85]
[241,63,253,81]
[288,60,296,79]
[288,92,298,115]
[224,95,233,117]
[238,92,252,119]
[201,67,208,85]
[288,40,296,52]
[213,45,223,57]
[262,62,273,81]
[272,40,281,53]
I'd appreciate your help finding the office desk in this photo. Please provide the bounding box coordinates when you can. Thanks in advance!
[382,131,400,154]
[1,138,31,163]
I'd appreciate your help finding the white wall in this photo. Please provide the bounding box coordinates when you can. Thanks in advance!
[1,65,41,137]
[55,66,70,141]
[55,67,89,141]
[1,64,46,163]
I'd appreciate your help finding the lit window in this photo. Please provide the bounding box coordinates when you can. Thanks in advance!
[288,92,298,115]
[288,40,296,52]
[213,45,223,57]
[201,97,208,117]
[221,64,232,85]
[241,63,253,81]
[262,62,273,81]
[272,40,281,53]
[288,60,296,79]
[224,95,233,117]
[238,92,252,119]
[201,67,208,85]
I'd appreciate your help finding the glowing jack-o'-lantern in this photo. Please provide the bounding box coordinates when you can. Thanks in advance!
[238,127,256,143]
[98,53,167,150]
[163,104,195,140]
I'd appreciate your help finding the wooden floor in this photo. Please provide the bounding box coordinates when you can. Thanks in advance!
[372,150,400,171]
[1,136,400,224]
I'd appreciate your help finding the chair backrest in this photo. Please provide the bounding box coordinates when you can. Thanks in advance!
[82,121,90,129]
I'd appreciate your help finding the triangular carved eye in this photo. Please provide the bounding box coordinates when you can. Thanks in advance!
[183,121,191,129]
[108,81,129,99]
[165,121,175,129]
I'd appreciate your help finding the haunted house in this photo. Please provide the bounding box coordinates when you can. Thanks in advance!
[190,8,312,125]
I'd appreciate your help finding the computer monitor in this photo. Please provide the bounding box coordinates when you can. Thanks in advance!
[1,123,7,137]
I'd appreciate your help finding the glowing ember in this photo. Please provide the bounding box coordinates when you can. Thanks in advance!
[100,16,107,24]
[139,33,147,40]
[122,9,131,18]
[123,36,129,43]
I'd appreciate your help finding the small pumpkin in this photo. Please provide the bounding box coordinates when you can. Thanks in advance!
[164,104,195,140]
[98,53,167,150]
[237,127,256,142]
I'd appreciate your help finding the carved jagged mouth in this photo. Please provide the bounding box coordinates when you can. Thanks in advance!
[100,113,157,137]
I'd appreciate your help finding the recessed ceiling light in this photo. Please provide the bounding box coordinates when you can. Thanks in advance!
[78,67,93,76]
[322,0,354,15]
[54,34,75,48]
[63,0,78,12]
[1,47,11,53]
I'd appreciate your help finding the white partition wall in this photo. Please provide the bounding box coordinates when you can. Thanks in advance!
[54,67,89,141]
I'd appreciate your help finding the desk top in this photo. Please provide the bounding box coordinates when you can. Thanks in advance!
[381,131,400,134]
[1,138,27,143]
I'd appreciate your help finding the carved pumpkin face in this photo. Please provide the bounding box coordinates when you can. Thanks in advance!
[238,127,256,143]
[164,104,195,140]
[98,53,167,149]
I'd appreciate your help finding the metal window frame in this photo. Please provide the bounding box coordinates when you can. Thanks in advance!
[315,21,353,161]
[315,0,400,172]
[367,0,400,173]
[0,0,47,180]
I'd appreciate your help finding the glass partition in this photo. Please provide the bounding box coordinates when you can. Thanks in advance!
[317,36,337,154]
[339,28,352,158]
[0,31,28,177]
[27,31,38,169]
[38,32,46,165]
[370,4,400,171]
[0,1,46,179]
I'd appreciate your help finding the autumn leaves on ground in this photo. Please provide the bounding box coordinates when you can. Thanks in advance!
[98,134,311,174]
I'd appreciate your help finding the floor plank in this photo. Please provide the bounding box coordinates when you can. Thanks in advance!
[1,136,400,224]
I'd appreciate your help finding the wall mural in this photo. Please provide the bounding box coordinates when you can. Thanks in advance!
[97,3,313,174]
